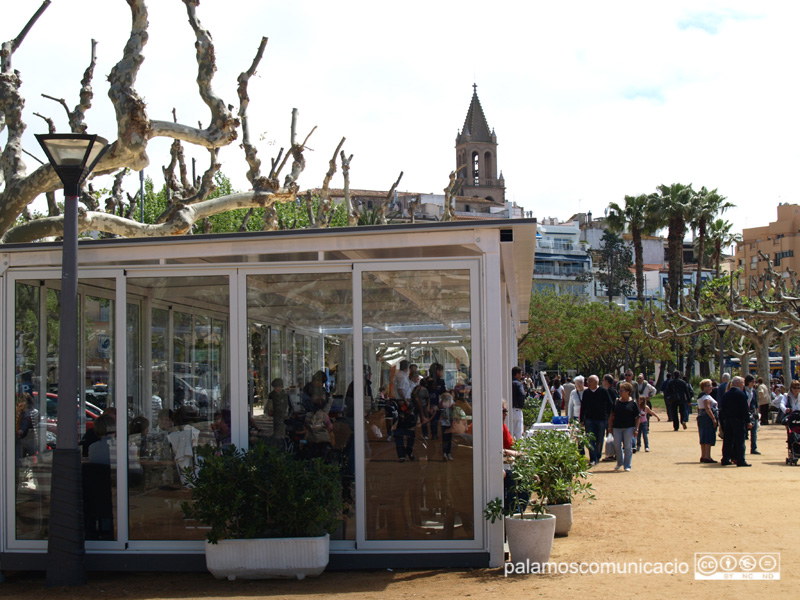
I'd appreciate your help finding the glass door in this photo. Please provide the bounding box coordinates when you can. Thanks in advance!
[355,263,481,549]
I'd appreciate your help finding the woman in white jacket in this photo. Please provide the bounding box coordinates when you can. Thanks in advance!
[568,376,585,422]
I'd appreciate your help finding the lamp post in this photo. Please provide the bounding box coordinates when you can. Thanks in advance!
[716,322,729,383]
[621,330,632,374]
[36,133,109,587]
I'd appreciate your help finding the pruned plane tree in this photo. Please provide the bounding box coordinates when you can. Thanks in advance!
[643,252,800,383]
[0,0,404,244]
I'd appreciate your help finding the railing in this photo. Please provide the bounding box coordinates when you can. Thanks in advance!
[533,265,588,277]
[536,241,576,251]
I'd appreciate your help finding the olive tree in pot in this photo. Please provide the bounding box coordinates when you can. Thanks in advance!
[182,443,342,580]
[530,424,594,536]
[484,435,555,568]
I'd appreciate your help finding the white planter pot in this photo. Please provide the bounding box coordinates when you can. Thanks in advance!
[504,513,556,567]
[205,534,330,580]
[546,503,573,536]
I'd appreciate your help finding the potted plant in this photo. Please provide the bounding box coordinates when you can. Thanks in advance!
[484,436,555,568]
[532,424,594,536]
[181,443,342,580]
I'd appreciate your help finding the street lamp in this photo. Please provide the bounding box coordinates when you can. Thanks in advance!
[36,133,109,587]
[621,330,632,374]
[716,321,729,383]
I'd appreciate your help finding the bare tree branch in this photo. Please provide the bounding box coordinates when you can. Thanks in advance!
[148,0,239,150]
[182,148,219,205]
[315,136,345,227]
[442,165,465,222]
[2,189,297,243]
[238,37,269,191]
[341,150,356,226]
[70,38,97,134]
[377,171,403,224]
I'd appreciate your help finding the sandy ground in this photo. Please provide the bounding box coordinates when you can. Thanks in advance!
[2,409,796,599]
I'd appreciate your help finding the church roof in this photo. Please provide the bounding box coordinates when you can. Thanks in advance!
[457,84,494,144]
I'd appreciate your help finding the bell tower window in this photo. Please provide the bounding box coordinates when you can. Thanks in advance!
[472,151,480,185]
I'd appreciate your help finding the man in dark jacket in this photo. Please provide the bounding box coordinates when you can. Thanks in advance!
[579,375,613,466]
[511,367,527,439]
[720,376,751,467]
[664,370,691,431]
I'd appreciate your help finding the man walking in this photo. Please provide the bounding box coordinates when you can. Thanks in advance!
[720,376,751,467]
[744,375,761,455]
[664,370,691,431]
[511,367,526,439]
[580,375,613,466]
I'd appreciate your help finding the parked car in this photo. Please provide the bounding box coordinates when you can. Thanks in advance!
[85,384,110,410]
[40,393,102,450]
[173,374,214,418]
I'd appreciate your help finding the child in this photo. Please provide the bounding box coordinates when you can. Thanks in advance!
[439,392,455,461]
[635,396,660,452]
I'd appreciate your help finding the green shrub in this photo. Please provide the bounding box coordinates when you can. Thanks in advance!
[522,395,554,429]
[518,424,595,506]
[485,424,594,523]
[181,443,343,543]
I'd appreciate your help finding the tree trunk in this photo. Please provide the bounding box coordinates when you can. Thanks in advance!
[694,218,706,307]
[741,350,752,377]
[667,217,684,309]
[632,226,644,302]
[781,332,793,382]
[755,341,771,385]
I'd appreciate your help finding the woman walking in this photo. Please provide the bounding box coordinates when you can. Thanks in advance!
[609,381,638,471]
[697,379,719,463]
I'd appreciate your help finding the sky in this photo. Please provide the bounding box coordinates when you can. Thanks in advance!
[4,0,800,240]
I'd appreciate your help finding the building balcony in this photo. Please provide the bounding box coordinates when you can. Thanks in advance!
[533,265,588,278]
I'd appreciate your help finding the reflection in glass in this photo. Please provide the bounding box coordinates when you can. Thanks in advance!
[246,273,354,540]
[126,276,229,541]
[82,289,116,540]
[14,282,43,539]
[13,279,118,541]
[362,269,474,541]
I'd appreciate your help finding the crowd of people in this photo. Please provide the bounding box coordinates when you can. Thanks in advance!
[511,369,661,472]
[509,367,800,471]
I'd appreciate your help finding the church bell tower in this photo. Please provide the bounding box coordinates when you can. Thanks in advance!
[455,84,505,204]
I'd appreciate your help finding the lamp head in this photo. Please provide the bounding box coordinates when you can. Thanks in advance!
[35,134,109,196]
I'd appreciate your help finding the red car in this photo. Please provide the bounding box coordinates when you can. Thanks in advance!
[36,392,102,450]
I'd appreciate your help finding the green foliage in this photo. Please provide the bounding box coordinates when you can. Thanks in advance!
[521,424,595,506]
[141,176,168,224]
[589,230,635,303]
[522,395,553,429]
[139,172,350,233]
[519,290,673,376]
[356,207,401,225]
[181,443,343,543]
[485,425,595,522]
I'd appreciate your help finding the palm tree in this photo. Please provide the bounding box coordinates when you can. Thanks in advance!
[690,187,733,306]
[651,183,695,310]
[606,194,659,303]
[706,218,742,277]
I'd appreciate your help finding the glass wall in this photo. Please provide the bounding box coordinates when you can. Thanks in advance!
[361,269,474,541]
[125,276,229,541]
[246,272,354,540]
[13,278,117,541]
[9,261,480,550]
